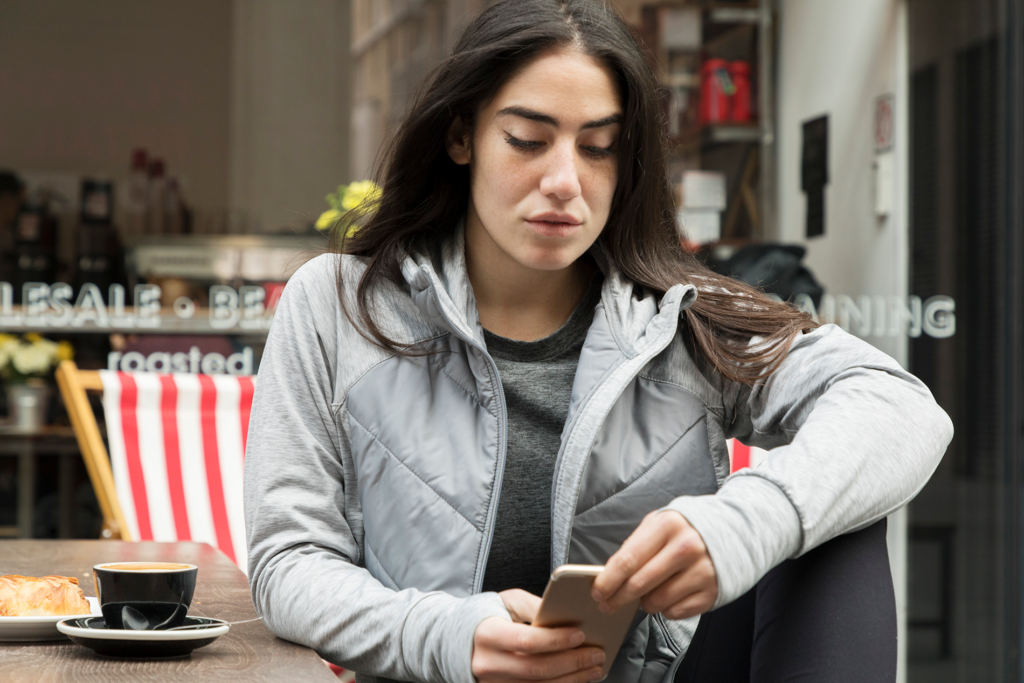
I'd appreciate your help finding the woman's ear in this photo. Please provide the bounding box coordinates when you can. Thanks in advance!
[446,116,472,165]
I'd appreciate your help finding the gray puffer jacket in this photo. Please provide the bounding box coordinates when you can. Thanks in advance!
[244,229,953,683]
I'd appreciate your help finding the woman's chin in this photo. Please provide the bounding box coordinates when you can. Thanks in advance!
[509,237,596,273]
[516,249,585,273]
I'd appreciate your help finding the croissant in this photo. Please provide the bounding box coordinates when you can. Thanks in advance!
[0,575,92,617]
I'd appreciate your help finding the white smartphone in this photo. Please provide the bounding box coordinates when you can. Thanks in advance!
[532,564,640,681]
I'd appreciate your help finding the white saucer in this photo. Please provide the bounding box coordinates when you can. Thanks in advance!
[57,616,229,658]
[57,617,230,641]
[0,596,101,642]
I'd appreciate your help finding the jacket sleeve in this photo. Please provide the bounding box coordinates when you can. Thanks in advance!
[244,259,508,683]
[664,323,953,607]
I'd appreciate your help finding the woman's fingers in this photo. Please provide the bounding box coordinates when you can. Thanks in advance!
[476,618,585,654]
[472,618,607,682]
[660,589,717,621]
[603,515,711,612]
[591,511,674,607]
[476,646,606,681]
[638,555,717,617]
[500,588,542,624]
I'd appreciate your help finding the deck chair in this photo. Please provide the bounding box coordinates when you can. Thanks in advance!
[56,360,255,573]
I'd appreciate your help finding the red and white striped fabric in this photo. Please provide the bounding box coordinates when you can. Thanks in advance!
[727,439,769,473]
[100,371,255,574]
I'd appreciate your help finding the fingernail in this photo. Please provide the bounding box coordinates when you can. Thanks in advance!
[571,631,586,646]
[589,667,605,681]
[591,650,606,666]
[598,602,612,614]
[591,588,603,602]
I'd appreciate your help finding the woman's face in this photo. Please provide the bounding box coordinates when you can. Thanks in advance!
[448,47,622,273]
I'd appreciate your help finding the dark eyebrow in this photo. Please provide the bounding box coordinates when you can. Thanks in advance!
[496,106,622,130]
[581,114,624,130]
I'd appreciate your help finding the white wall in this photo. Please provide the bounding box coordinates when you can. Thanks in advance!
[0,0,232,209]
[229,0,352,233]
[777,0,908,361]
[0,0,352,233]
[776,0,909,679]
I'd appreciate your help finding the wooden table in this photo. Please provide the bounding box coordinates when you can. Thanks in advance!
[0,540,337,682]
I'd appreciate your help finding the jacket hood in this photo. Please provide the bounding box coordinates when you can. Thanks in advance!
[398,219,698,354]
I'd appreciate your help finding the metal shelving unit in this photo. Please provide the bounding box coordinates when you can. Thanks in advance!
[641,0,776,242]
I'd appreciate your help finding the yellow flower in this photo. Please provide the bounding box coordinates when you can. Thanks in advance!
[316,209,343,231]
[318,180,380,237]
[341,180,382,211]
[56,340,75,362]
[24,332,42,343]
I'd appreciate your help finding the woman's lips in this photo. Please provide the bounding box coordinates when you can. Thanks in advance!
[525,219,582,237]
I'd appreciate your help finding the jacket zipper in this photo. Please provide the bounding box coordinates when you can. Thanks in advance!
[422,278,509,594]
[549,291,686,567]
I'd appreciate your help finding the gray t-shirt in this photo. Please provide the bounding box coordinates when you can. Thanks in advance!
[480,277,602,597]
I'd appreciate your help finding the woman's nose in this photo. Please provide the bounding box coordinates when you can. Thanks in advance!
[539,142,582,201]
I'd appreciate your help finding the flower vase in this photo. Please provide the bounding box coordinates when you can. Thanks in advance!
[6,380,50,433]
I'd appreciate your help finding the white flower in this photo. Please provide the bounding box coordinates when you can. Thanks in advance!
[12,344,52,376]
[35,339,59,362]
[0,336,19,372]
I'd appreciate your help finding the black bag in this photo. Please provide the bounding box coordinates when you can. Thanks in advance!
[707,243,824,308]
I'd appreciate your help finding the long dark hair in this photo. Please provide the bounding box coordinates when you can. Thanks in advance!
[332,0,816,385]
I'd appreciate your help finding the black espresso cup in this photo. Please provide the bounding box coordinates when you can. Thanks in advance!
[93,562,198,630]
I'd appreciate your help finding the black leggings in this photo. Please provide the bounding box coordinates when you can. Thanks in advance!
[675,520,896,683]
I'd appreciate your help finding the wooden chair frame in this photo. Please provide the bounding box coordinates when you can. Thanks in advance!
[55,360,130,540]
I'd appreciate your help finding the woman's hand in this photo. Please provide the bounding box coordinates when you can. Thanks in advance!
[472,589,606,683]
[591,510,718,620]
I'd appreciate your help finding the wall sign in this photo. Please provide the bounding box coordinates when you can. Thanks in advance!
[874,93,895,217]
[802,115,829,238]
[0,282,275,332]
[107,346,254,375]
[785,292,955,339]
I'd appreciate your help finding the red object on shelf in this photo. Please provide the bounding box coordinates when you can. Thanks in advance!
[131,148,148,171]
[729,61,752,122]
[699,58,730,124]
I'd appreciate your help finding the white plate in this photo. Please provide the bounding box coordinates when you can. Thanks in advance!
[0,596,101,642]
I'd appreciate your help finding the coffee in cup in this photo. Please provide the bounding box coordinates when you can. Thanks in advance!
[93,562,198,630]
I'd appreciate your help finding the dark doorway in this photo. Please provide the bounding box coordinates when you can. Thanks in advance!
[907,0,1024,680]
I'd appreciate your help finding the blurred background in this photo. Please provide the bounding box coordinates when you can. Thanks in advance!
[1,1,1023,681]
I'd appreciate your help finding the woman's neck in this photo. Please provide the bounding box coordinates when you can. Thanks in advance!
[465,219,595,342]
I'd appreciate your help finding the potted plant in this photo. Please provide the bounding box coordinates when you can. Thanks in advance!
[0,333,74,432]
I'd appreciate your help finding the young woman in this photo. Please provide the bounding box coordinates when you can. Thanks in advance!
[244,2,952,682]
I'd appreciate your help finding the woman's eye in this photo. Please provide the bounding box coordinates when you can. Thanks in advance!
[582,145,616,159]
[504,133,543,151]
[504,132,614,159]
